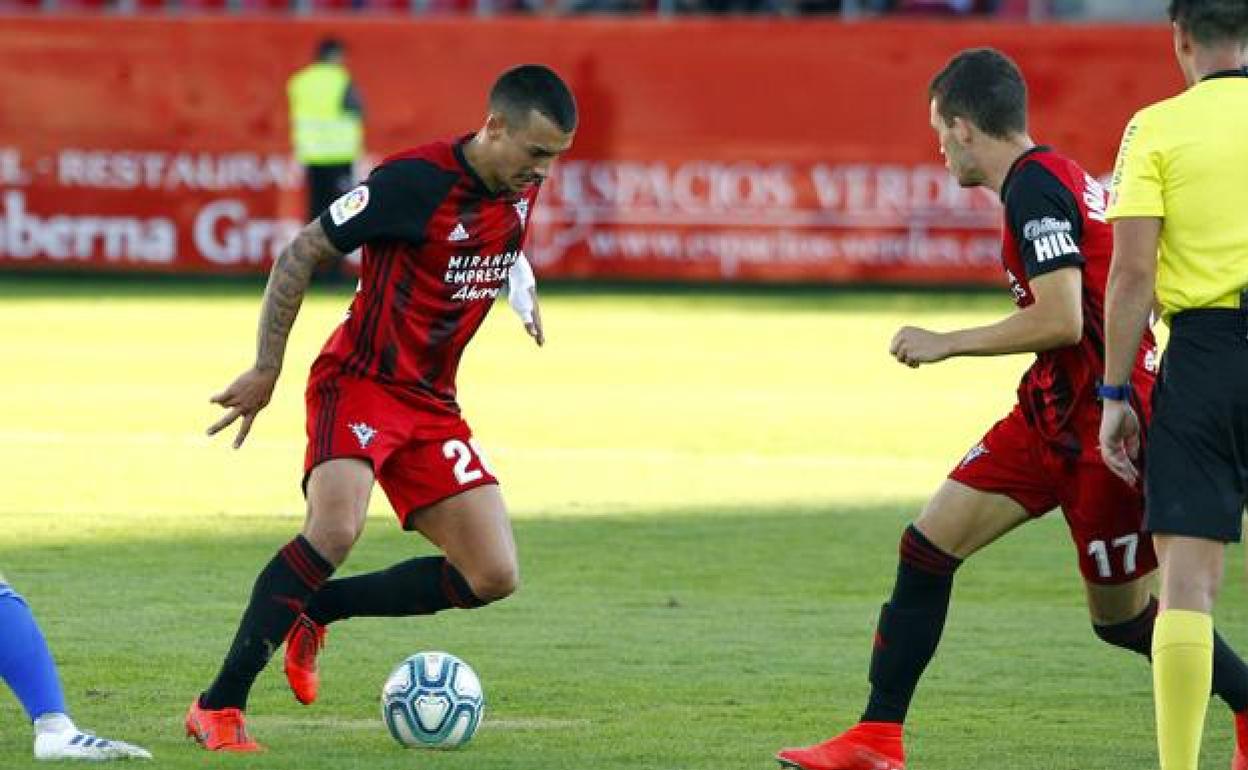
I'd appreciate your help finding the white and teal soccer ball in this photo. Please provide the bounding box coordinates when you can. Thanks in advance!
[380,651,484,749]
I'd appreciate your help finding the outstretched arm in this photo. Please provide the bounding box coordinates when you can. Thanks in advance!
[890,267,1083,367]
[208,220,342,448]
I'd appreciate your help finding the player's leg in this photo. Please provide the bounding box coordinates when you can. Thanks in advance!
[1058,439,1233,768]
[1075,489,1248,722]
[1084,569,1248,765]
[287,433,503,705]
[1067,458,1162,647]
[778,410,1055,770]
[0,578,66,728]
[406,483,518,603]
[1154,534,1224,770]
[1142,319,1248,770]
[0,578,151,760]
[777,481,1034,770]
[864,480,1029,724]
[188,458,370,749]
[1063,439,1248,768]
[200,458,367,708]
[302,484,515,627]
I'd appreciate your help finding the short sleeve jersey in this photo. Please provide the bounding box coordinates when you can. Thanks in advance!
[1107,68,1248,321]
[314,136,540,415]
[998,147,1156,447]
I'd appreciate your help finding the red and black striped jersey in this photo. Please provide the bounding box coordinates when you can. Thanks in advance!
[998,146,1157,447]
[314,136,539,416]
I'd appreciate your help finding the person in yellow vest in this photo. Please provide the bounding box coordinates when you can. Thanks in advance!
[1098,2,1248,769]
[288,38,364,278]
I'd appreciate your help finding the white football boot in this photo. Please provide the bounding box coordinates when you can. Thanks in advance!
[33,713,152,761]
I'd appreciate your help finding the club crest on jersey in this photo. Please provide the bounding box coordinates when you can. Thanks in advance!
[329,186,369,226]
[448,222,469,242]
[513,198,529,224]
[959,442,989,469]
[348,422,378,449]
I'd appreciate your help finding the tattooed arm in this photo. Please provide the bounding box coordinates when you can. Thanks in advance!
[254,221,341,373]
[207,221,343,448]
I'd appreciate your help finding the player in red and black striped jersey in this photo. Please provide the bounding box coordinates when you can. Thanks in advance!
[186,65,575,752]
[314,136,543,406]
[778,49,1248,770]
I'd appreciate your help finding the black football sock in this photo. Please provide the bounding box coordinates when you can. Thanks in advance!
[1093,595,1158,656]
[1213,630,1248,713]
[201,535,333,711]
[1093,591,1158,653]
[304,556,483,626]
[861,524,963,725]
[1095,595,1248,712]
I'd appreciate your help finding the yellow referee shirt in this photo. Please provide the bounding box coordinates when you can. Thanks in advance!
[1107,68,1248,321]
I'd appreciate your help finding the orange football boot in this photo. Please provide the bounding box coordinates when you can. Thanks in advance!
[184,699,262,752]
[284,613,327,705]
[777,722,905,770]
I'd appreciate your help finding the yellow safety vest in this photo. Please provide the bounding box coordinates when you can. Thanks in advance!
[287,62,363,165]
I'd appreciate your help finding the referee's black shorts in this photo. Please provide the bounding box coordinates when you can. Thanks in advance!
[1145,304,1248,542]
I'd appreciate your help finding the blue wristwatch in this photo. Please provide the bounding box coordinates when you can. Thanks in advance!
[1096,383,1133,402]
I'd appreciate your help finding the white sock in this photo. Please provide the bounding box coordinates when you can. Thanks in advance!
[33,712,75,736]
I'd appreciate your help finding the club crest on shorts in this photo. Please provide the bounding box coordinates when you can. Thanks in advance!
[959,441,988,468]
[349,422,378,449]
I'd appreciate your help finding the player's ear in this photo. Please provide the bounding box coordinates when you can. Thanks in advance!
[1172,22,1193,58]
[950,115,974,146]
[485,112,508,141]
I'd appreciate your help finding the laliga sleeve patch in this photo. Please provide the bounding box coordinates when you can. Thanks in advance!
[329,185,370,226]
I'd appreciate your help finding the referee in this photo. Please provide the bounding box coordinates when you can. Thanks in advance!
[1098,2,1248,769]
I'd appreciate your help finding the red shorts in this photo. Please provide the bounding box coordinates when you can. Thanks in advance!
[303,366,498,529]
[949,405,1157,585]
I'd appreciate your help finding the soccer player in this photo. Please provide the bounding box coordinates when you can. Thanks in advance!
[777,48,1248,770]
[185,64,575,752]
[1099,3,1248,769]
[0,576,151,761]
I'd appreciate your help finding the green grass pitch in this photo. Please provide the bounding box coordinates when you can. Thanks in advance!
[0,276,1243,769]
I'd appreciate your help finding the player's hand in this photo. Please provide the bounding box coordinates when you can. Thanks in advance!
[889,326,951,368]
[207,367,280,449]
[524,288,544,347]
[1099,400,1141,486]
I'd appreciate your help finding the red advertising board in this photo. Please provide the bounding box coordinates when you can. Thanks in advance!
[0,18,1179,283]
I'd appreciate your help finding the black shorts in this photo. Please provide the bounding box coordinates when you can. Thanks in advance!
[306,163,355,223]
[1145,306,1248,542]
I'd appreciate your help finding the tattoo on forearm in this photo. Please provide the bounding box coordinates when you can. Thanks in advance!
[254,222,341,372]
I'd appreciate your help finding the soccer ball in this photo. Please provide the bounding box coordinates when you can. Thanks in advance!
[380,651,484,749]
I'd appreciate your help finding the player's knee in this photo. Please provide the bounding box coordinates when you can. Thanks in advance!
[466,564,519,604]
[302,523,360,567]
[1091,594,1157,655]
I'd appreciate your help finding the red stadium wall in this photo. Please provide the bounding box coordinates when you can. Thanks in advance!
[0,18,1178,284]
